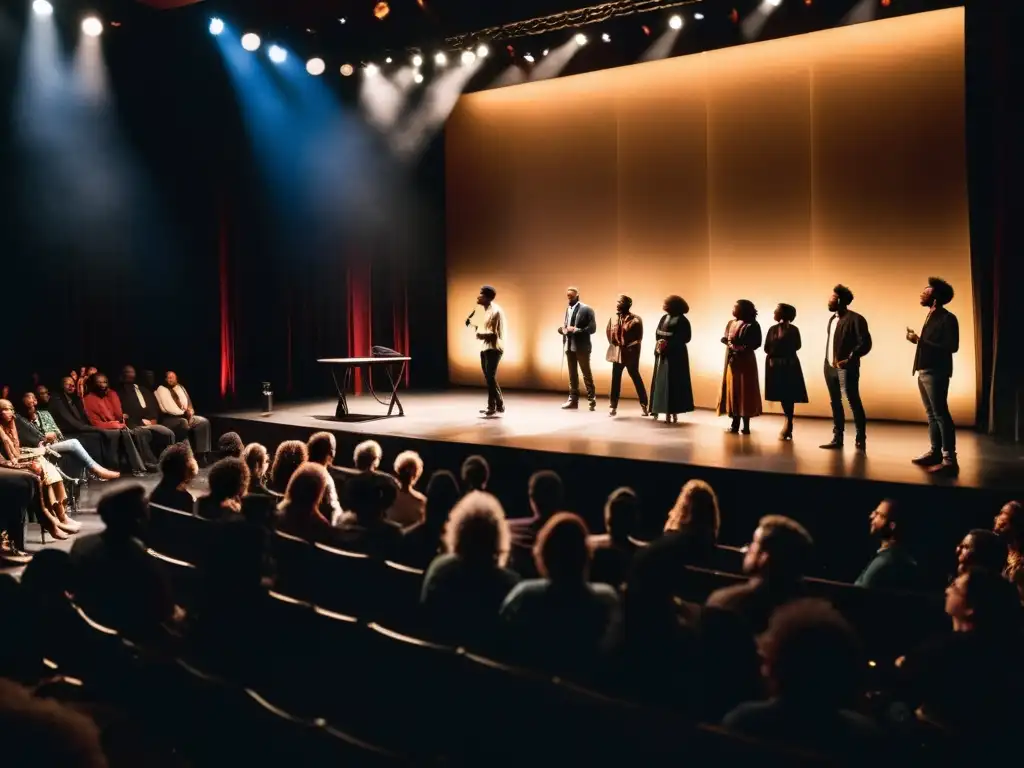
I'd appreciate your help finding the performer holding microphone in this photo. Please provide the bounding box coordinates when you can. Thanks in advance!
[468,285,505,416]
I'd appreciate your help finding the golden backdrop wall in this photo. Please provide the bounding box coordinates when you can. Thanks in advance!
[446,9,975,423]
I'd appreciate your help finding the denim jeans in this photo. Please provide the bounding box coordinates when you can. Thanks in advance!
[823,361,867,441]
[917,371,956,458]
[51,438,99,471]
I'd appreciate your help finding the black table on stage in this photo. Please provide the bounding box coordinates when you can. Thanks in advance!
[317,357,411,420]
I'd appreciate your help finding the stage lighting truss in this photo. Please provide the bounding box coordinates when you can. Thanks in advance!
[444,0,703,48]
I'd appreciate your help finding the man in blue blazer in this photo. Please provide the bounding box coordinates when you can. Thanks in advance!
[558,286,598,410]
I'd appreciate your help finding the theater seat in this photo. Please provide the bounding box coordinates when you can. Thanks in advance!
[146,548,200,612]
[147,503,209,563]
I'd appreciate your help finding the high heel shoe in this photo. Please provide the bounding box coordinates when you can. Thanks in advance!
[55,505,82,533]
[40,512,69,541]
[90,465,120,481]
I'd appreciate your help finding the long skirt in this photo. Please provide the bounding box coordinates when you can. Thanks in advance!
[717,350,762,418]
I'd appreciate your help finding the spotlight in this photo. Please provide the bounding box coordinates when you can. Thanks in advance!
[768,0,783,6]
[669,15,683,30]
[32,0,53,17]
[209,17,224,35]
[523,53,535,63]
[476,44,489,58]
[601,33,611,43]
[241,32,261,51]
[694,13,705,20]
[365,62,379,75]
[434,51,447,66]
[542,49,549,57]
[268,44,287,64]
[81,16,103,37]
[412,53,423,67]
[306,57,325,75]
[413,72,424,84]
[339,17,347,24]
[461,50,476,65]
[340,63,354,76]
[574,32,588,46]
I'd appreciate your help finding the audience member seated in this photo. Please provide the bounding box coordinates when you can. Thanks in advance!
[500,513,621,680]
[630,479,728,597]
[196,457,249,521]
[16,391,119,480]
[154,370,212,459]
[83,373,159,472]
[994,500,1023,583]
[954,528,1007,576]
[387,450,426,529]
[1,398,78,539]
[420,491,520,651]
[706,515,814,635]
[0,466,35,563]
[275,462,346,547]
[70,485,178,644]
[243,443,276,498]
[268,440,307,494]
[148,442,198,513]
[723,599,881,761]
[587,487,640,589]
[117,366,177,456]
[306,431,343,524]
[460,454,490,492]
[188,519,274,680]
[336,464,404,560]
[401,469,461,569]
[0,679,109,768]
[898,567,1024,745]
[854,498,920,591]
[49,375,140,472]
[20,549,79,662]
[508,470,565,579]
[332,439,399,513]
[216,431,244,460]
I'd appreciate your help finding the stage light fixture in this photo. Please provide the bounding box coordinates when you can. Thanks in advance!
[268,44,287,63]
[669,15,683,30]
[241,32,261,51]
[768,0,783,6]
[601,33,611,43]
[694,12,705,20]
[340,63,354,76]
[476,44,489,58]
[82,16,103,37]
[523,53,535,63]
[209,17,224,35]
[32,0,53,17]
[414,71,424,84]
[374,2,390,20]
[542,49,549,56]
[412,53,423,67]
[339,17,347,24]
[365,62,379,75]
[574,32,588,46]
[306,57,325,75]
[461,50,476,65]
[434,51,447,66]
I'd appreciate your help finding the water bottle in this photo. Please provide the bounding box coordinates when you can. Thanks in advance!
[261,382,273,416]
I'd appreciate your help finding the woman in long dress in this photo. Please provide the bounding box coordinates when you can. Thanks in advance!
[649,295,695,423]
[717,300,762,434]
[0,398,78,539]
[764,303,808,441]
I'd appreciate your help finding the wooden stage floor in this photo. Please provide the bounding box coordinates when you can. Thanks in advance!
[214,390,1022,493]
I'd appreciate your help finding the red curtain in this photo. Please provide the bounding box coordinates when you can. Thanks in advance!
[346,261,373,394]
[218,199,236,398]
[393,275,410,385]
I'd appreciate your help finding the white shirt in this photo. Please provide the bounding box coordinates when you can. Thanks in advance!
[155,384,192,416]
[320,473,344,526]
[132,384,147,409]
[474,302,505,352]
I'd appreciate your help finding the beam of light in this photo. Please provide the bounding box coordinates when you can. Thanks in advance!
[81,16,103,37]
[460,50,476,65]
[742,0,783,40]
[365,62,379,75]
[209,17,225,35]
[390,54,482,159]
[32,0,53,16]
[306,57,325,75]
[842,0,879,24]
[360,65,415,131]
[669,14,684,30]
[268,44,287,64]
[640,25,682,62]
[241,32,261,51]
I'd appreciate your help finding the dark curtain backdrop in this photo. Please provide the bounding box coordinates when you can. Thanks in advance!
[966,0,1022,441]
[0,6,447,410]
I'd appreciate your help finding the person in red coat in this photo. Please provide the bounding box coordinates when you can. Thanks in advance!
[83,374,158,473]
[717,300,763,435]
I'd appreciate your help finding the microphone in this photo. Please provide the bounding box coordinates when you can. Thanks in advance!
[465,309,476,327]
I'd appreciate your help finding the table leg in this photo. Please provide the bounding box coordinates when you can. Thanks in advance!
[386,361,406,416]
[332,365,351,418]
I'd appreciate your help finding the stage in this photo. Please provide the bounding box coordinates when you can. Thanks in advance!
[212,390,1020,492]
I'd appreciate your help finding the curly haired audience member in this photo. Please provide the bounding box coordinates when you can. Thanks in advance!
[196,457,249,521]
[148,442,198,513]
[268,440,308,495]
[387,450,427,529]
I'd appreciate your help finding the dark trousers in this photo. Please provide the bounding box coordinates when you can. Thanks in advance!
[609,360,648,408]
[0,467,35,549]
[480,350,503,409]
[160,415,212,454]
[566,349,596,403]
[823,361,867,441]
[917,372,956,458]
